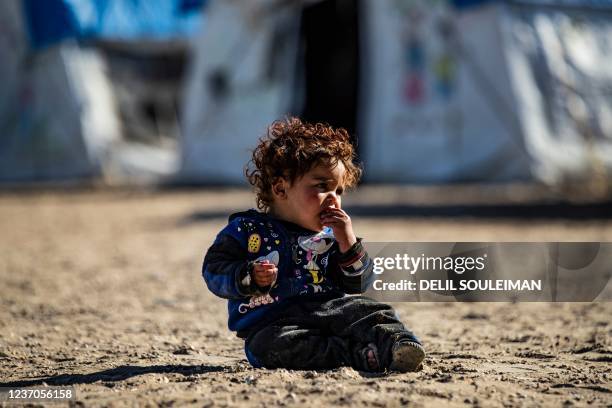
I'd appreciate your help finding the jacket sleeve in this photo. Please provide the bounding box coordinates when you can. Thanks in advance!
[202,221,263,299]
[331,239,374,294]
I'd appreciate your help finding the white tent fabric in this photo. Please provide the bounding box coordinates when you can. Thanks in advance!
[0,0,119,183]
[361,1,532,182]
[503,1,612,184]
[180,1,301,183]
[180,0,612,184]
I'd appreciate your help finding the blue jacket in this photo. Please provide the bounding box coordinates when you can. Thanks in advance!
[202,210,374,333]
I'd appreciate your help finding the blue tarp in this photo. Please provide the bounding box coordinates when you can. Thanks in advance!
[23,0,207,50]
[23,0,80,50]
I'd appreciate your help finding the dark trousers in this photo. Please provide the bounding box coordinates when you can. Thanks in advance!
[243,295,420,371]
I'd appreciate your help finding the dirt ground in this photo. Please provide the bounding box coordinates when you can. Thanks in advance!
[0,188,610,407]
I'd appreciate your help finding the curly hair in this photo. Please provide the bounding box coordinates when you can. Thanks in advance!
[246,117,362,211]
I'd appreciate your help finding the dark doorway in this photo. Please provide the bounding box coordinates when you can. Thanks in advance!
[297,0,360,149]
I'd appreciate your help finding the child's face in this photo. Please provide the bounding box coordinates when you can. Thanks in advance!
[273,161,346,232]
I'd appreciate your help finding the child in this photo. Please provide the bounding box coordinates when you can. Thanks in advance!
[202,118,424,372]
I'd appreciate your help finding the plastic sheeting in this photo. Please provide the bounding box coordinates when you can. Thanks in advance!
[504,1,612,184]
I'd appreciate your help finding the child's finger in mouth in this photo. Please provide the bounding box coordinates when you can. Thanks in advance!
[321,209,339,216]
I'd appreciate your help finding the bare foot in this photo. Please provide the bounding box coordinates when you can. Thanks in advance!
[362,343,380,371]
[367,349,379,371]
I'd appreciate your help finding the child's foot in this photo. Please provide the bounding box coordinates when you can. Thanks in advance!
[388,340,425,372]
[361,343,380,372]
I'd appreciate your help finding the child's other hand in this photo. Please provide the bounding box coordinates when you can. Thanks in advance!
[320,207,357,253]
[252,260,278,288]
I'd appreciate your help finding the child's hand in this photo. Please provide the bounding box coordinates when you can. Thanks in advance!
[252,260,278,288]
[320,207,357,253]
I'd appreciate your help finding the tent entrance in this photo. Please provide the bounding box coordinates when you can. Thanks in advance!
[296,0,360,147]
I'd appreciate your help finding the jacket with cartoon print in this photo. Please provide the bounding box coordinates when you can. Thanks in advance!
[202,210,374,333]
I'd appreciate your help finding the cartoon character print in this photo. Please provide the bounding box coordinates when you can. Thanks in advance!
[239,220,339,308]
[298,227,334,286]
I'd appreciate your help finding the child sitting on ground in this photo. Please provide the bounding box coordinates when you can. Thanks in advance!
[202,117,424,372]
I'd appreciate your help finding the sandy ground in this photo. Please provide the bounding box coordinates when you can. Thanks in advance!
[0,188,610,407]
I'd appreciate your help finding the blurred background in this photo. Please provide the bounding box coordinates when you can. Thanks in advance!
[1,2,611,404]
[1,0,611,200]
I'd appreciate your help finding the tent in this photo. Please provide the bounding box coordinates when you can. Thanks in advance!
[0,0,119,182]
[0,0,206,183]
[180,0,612,185]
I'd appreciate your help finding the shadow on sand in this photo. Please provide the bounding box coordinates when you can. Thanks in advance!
[0,364,226,388]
